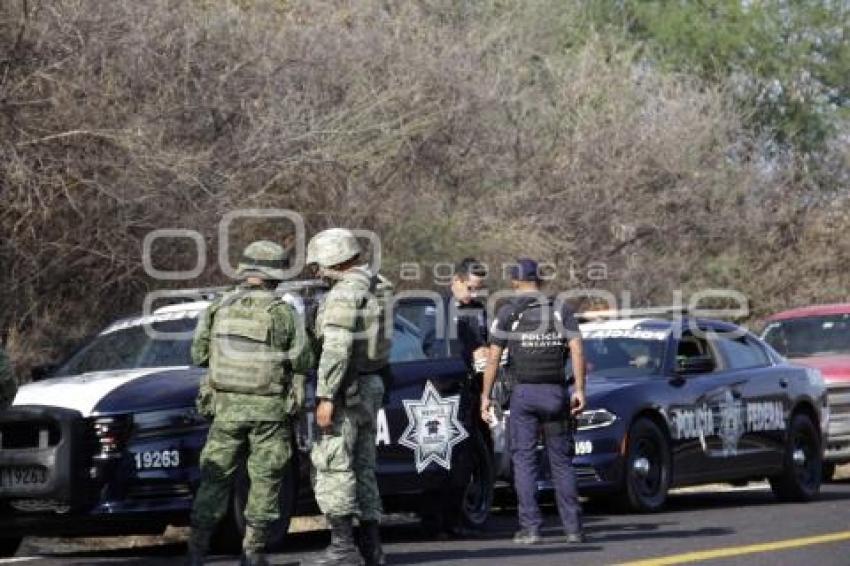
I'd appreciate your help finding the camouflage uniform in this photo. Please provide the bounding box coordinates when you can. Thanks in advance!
[307,228,389,566]
[311,266,384,521]
[0,346,17,410]
[187,241,314,566]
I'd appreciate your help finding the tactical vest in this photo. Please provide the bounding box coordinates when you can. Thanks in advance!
[507,299,567,385]
[208,290,290,396]
[316,268,393,376]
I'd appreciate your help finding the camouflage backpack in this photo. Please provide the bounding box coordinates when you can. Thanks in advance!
[208,290,291,395]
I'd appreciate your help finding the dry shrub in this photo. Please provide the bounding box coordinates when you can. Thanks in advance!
[0,0,847,376]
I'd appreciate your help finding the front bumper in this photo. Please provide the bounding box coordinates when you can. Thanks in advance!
[825,382,850,463]
[497,410,625,494]
[0,406,207,537]
[545,425,625,493]
[0,406,94,506]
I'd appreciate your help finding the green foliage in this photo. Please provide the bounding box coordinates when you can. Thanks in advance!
[583,0,850,155]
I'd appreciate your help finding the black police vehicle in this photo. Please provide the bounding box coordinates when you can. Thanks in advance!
[0,295,829,556]
[515,312,828,512]
[0,284,494,556]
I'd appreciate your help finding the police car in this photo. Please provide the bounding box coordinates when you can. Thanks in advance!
[521,310,828,512]
[0,283,494,556]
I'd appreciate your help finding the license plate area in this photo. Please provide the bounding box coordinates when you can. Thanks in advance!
[0,466,49,490]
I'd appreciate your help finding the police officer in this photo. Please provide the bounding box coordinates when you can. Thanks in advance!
[448,257,489,373]
[0,344,17,410]
[480,258,587,544]
[308,228,388,566]
[187,240,314,566]
[419,258,489,537]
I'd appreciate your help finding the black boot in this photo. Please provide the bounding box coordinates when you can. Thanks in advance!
[240,523,270,566]
[315,515,364,566]
[358,520,385,566]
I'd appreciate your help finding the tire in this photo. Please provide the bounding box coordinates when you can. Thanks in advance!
[620,418,672,513]
[0,537,21,558]
[822,462,837,483]
[214,457,299,553]
[770,413,822,502]
[459,431,495,529]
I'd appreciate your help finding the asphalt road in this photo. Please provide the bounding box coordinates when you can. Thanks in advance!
[5,479,850,566]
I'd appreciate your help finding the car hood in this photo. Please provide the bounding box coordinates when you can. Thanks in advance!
[585,374,645,398]
[789,355,850,383]
[13,366,203,417]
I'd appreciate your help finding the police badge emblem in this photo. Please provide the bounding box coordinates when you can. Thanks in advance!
[718,389,744,457]
[399,381,469,473]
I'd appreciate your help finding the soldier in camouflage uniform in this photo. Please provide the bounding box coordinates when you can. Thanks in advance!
[308,228,390,566]
[0,344,17,410]
[187,241,314,566]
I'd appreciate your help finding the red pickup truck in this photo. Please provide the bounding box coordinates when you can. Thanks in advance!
[762,304,850,480]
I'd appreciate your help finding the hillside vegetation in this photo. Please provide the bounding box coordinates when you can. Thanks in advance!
[0,0,848,373]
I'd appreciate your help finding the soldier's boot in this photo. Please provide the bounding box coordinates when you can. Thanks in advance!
[358,520,385,566]
[315,515,364,566]
[240,523,270,566]
[185,526,213,566]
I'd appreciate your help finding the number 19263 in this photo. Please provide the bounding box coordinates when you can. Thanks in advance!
[134,449,180,470]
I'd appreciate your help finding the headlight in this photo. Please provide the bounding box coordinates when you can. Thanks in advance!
[576,409,618,430]
[90,415,133,461]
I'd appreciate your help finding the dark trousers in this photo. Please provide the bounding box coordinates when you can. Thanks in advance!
[509,383,582,534]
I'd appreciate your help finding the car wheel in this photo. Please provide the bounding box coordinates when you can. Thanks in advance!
[621,418,671,512]
[822,462,836,483]
[0,537,22,558]
[460,431,495,529]
[770,413,822,502]
[214,457,299,553]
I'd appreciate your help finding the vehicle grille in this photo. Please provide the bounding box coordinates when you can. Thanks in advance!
[0,420,61,449]
[126,482,192,501]
[827,382,850,446]
[575,465,601,483]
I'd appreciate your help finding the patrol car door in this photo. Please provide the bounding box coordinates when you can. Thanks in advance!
[378,297,471,491]
[710,332,786,475]
[668,328,750,483]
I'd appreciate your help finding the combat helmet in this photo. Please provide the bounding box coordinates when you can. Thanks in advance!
[237,240,288,281]
[306,228,362,268]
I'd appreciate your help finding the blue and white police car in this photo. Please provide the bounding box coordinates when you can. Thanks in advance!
[0,285,494,556]
[539,311,829,512]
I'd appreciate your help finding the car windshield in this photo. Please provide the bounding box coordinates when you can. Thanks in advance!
[579,329,668,378]
[56,316,197,376]
[762,314,850,358]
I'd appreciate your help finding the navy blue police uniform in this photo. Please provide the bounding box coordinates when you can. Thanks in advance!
[490,272,583,538]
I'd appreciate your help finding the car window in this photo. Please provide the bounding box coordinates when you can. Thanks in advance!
[580,327,669,377]
[390,300,448,362]
[762,314,850,357]
[57,318,195,376]
[676,331,721,373]
[715,335,770,370]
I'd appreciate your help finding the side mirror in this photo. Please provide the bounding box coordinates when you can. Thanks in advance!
[31,363,58,382]
[676,355,715,375]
